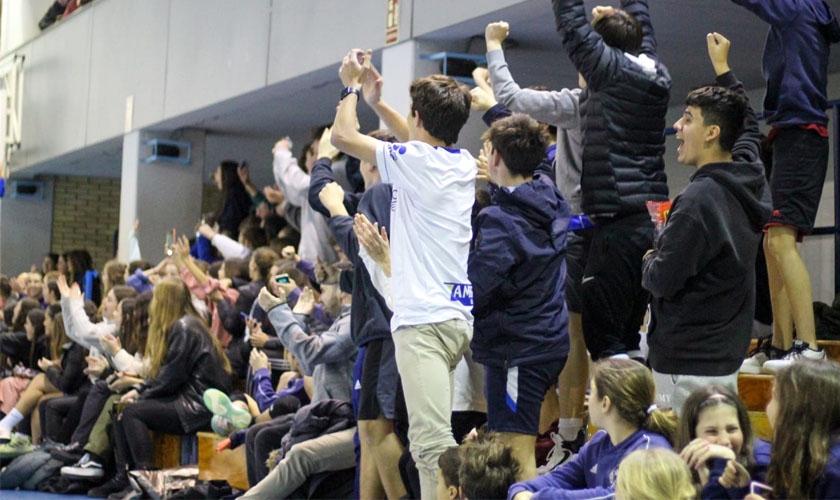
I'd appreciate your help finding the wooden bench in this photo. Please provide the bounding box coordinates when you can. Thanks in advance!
[197,431,249,491]
[152,432,197,469]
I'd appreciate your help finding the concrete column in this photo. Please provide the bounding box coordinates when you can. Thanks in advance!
[117,129,206,264]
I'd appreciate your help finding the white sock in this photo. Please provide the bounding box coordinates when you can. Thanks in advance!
[0,408,24,433]
[557,418,584,442]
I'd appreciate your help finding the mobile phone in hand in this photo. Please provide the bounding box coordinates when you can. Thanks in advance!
[275,274,291,284]
[750,481,772,497]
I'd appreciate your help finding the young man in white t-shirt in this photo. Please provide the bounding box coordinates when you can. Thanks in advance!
[330,48,475,499]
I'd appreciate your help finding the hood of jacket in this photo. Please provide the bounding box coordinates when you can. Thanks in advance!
[493,173,569,249]
[691,160,772,233]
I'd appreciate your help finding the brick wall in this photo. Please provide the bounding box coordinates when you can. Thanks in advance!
[51,176,121,270]
[202,183,221,217]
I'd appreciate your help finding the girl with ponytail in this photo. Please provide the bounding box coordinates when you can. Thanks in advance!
[509,359,678,499]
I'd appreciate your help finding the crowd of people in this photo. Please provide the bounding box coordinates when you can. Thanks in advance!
[1,0,840,498]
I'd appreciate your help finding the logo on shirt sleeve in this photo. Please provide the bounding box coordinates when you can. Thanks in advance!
[445,282,473,307]
[388,144,408,161]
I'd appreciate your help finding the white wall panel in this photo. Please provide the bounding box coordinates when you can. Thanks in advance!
[86,0,169,143]
[267,0,394,84]
[1,0,53,55]
[19,8,92,168]
[164,0,271,118]
[412,0,527,37]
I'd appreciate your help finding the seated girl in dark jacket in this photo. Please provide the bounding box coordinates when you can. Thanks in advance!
[0,304,88,446]
[91,278,233,497]
[0,306,49,441]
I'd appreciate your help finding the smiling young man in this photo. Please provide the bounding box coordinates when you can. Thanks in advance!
[641,33,772,415]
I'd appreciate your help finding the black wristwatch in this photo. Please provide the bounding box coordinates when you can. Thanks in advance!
[340,86,361,101]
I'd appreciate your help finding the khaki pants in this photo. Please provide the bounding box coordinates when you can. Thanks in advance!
[393,319,471,500]
[241,428,356,499]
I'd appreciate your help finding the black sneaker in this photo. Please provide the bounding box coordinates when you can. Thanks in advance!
[38,1,66,30]
[51,441,84,464]
[87,474,129,498]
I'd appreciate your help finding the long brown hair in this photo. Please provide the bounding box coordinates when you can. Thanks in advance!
[26,308,46,366]
[146,279,230,378]
[592,359,679,446]
[677,385,753,469]
[121,291,151,356]
[102,259,127,296]
[47,304,70,361]
[13,298,40,332]
[767,360,840,499]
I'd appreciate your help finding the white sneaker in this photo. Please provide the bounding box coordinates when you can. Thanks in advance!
[740,335,781,374]
[61,452,105,478]
[762,340,826,373]
[536,428,585,475]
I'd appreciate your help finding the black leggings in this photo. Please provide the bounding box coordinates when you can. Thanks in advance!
[115,397,185,469]
[71,380,112,445]
[40,393,83,444]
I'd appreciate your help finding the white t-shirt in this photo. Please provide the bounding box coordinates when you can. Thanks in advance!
[375,140,476,330]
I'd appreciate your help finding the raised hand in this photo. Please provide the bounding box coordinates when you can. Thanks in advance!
[362,57,384,107]
[317,127,341,160]
[273,137,293,155]
[485,21,510,51]
[197,223,216,240]
[293,286,316,315]
[470,86,497,112]
[237,162,251,185]
[257,286,286,312]
[472,67,492,93]
[339,48,367,89]
[263,184,286,205]
[706,32,731,76]
[591,6,616,24]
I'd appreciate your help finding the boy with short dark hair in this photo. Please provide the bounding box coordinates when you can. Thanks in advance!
[469,114,569,480]
[330,48,475,499]
[642,33,772,413]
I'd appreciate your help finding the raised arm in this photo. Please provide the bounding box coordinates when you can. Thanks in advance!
[706,32,761,163]
[308,128,360,218]
[552,0,622,91]
[331,49,383,165]
[621,0,657,56]
[361,56,410,142]
[485,21,581,127]
[272,139,310,207]
[730,0,798,27]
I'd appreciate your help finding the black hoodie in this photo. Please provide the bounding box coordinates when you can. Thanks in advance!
[643,71,773,376]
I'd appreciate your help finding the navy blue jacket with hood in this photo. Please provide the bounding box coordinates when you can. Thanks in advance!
[469,173,570,368]
[733,0,840,127]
